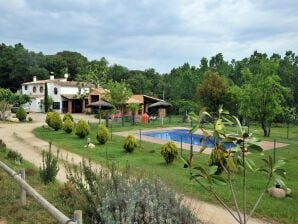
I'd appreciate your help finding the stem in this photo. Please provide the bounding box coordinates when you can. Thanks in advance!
[192,175,241,223]
[247,173,273,222]
[242,137,247,224]
[215,146,243,223]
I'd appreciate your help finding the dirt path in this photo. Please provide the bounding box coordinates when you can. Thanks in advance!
[0,115,271,224]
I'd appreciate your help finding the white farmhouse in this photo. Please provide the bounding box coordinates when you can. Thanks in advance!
[21,75,94,113]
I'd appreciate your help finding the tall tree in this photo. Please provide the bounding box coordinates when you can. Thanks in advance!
[104,81,132,111]
[196,71,228,113]
[240,59,288,137]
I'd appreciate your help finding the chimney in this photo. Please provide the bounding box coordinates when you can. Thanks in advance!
[33,76,37,82]
[50,75,54,80]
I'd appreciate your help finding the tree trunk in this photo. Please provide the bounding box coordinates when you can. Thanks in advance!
[261,121,271,137]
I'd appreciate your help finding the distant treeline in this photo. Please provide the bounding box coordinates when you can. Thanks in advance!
[0,43,297,115]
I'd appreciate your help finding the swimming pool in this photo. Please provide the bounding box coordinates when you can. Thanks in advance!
[142,129,235,148]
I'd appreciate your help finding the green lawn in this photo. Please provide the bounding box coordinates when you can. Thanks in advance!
[33,121,298,224]
[0,148,77,224]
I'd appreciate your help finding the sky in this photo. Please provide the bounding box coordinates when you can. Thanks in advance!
[1,0,298,73]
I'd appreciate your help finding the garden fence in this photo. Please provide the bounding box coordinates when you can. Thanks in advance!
[0,160,82,224]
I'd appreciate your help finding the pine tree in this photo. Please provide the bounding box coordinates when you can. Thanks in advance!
[44,82,48,112]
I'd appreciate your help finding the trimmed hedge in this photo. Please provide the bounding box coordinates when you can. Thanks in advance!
[16,107,27,121]
[63,118,74,134]
[123,135,138,153]
[75,119,90,138]
[161,141,178,164]
[96,124,109,144]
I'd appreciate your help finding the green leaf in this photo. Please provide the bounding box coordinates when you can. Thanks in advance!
[208,165,218,175]
[247,143,263,153]
[227,155,237,172]
[202,111,212,118]
[232,115,243,135]
[211,175,227,186]
[273,173,287,188]
[273,160,286,170]
[190,124,199,134]
[245,158,256,172]
[215,119,223,131]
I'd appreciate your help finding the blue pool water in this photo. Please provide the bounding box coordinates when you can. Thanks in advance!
[142,129,235,148]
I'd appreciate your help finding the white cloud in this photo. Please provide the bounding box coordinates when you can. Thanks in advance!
[0,0,297,72]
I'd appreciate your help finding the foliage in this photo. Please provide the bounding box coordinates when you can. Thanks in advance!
[48,112,62,131]
[6,150,23,163]
[13,93,31,106]
[44,83,49,112]
[104,80,132,110]
[196,71,228,113]
[0,88,14,120]
[127,103,140,125]
[16,106,27,121]
[39,143,59,184]
[63,118,74,134]
[161,141,178,164]
[65,161,199,224]
[96,123,109,144]
[123,135,138,153]
[58,181,82,208]
[63,112,74,122]
[239,59,288,137]
[76,57,108,87]
[75,119,90,138]
[0,139,6,149]
[187,108,287,224]
[45,112,53,126]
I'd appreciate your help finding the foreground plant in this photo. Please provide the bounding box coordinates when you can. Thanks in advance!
[65,161,199,224]
[186,107,287,224]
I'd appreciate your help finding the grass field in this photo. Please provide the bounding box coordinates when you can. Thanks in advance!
[0,148,77,224]
[33,120,298,224]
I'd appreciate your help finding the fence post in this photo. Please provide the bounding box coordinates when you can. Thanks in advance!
[74,210,83,224]
[273,139,276,163]
[139,128,142,148]
[20,169,26,206]
[180,135,182,156]
[110,124,113,141]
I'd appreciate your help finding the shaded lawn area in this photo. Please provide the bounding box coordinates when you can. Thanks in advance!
[33,123,298,224]
[0,149,77,224]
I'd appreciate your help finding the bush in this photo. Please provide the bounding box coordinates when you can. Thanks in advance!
[0,139,6,149]
[65,161,199,224]
[63,118,74,134]
[96,124,109,144]
[28,117,33,122]
[39,143,59,184]
[63,112,74,122]
[58,181,82,208]
[161,141,178,164]
[49,112,62,131]
[123,135,138,153]
[75,119,90,138]
[16,107,27,122]
[6,150,23,163]
[45,112,53,126]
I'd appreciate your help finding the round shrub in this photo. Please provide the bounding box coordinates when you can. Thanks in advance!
[63,112,74,122]
[123,135,138,153]
[45,112,53,126]
[75,119,90,138]
[96,124,109,144]
[161,141,178,164]
[49,112,62,131]
[28,117,33,122]
[63,118,74,134]
[16,107,27,122]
